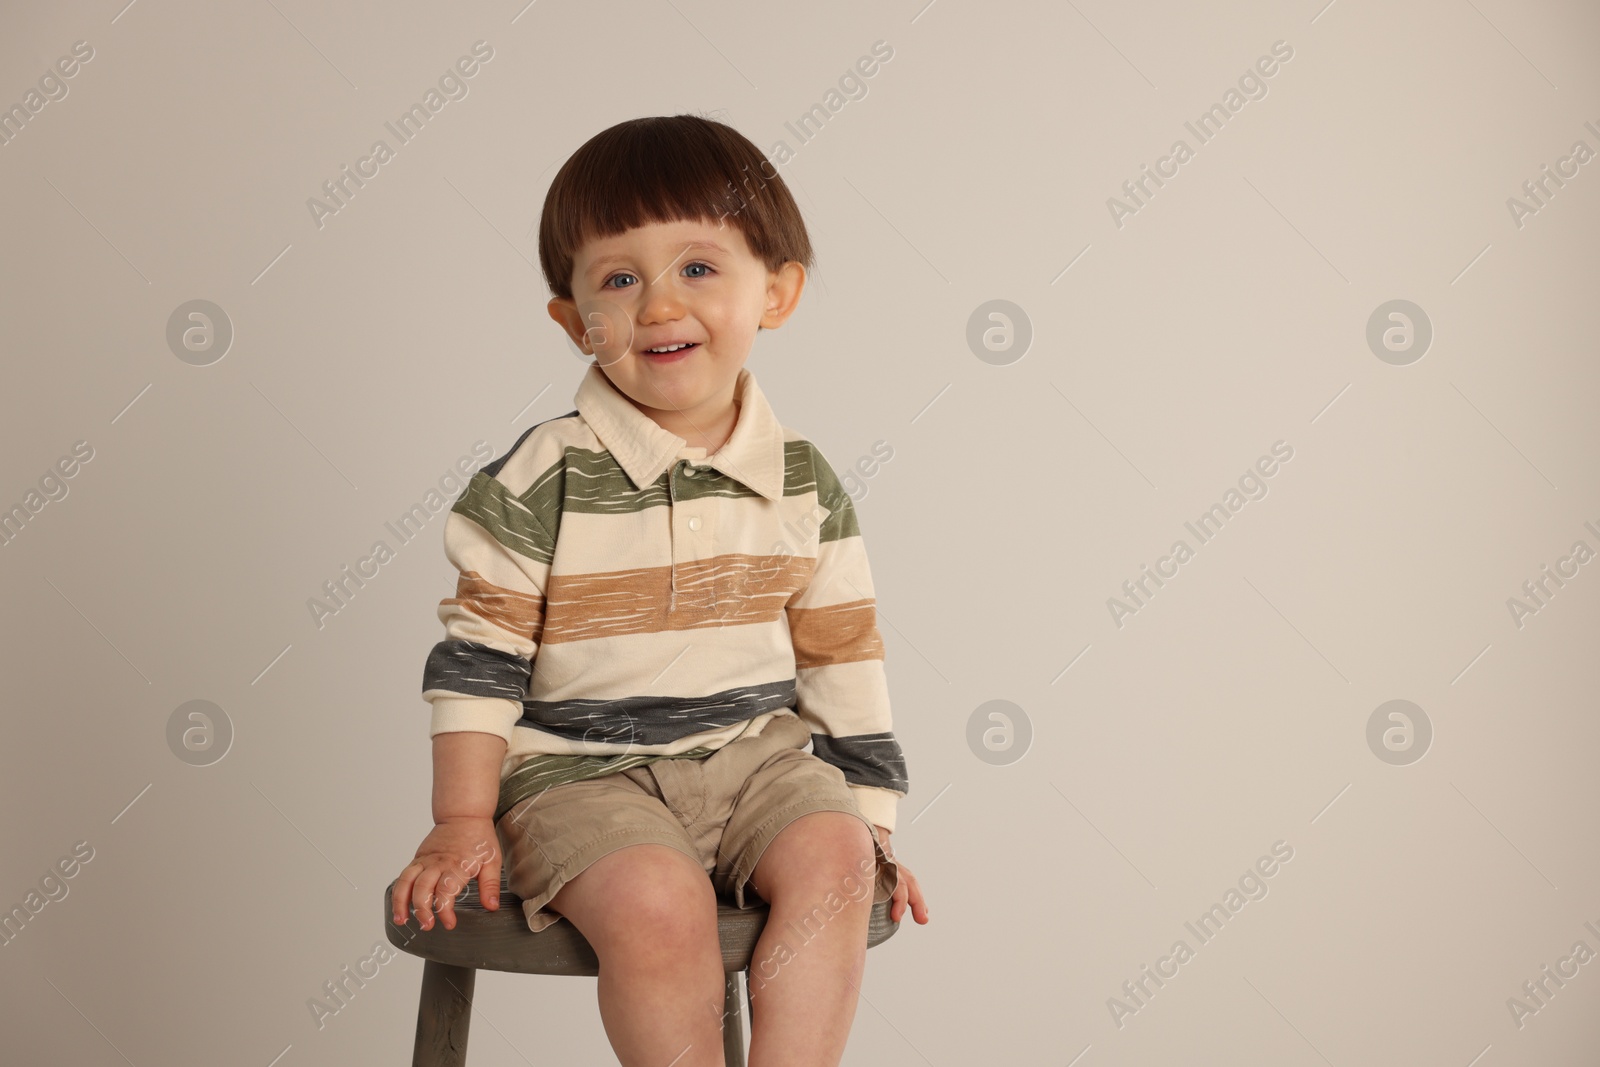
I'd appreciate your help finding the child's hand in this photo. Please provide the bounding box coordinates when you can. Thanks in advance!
[875,825,930,925]
[392,816,502,931]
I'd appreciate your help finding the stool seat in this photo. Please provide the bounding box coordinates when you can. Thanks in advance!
[383,872,899,1066]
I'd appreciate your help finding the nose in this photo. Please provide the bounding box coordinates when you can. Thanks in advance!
[637,276,688,328]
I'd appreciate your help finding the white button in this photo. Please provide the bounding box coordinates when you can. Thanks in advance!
[687,516,702,531]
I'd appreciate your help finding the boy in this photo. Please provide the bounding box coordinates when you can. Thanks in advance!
[392,114,928,1066]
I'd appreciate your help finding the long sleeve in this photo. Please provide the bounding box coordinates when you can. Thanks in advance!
[421,468,552,742]
[785,447,909,831]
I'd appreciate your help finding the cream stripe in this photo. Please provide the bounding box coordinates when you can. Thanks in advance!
[442,511,552,591]
[432,599,535,661]
[848,785,901,832]
[550,494,829,575]
[553,507,664,566]
[793,658,894,737]
[485,419,587,497]
[526,615,797,702]
[425,695,524,741]
[788,534,875,608]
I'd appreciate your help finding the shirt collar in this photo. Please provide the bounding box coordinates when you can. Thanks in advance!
[575,362,787,502]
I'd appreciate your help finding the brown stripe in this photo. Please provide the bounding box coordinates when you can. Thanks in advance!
[444,570,545,643]
[787,599,884,669]
[543,553,814,643]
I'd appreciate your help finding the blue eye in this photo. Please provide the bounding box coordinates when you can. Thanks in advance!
[603,262,713,289]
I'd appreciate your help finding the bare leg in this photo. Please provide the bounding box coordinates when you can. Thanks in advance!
[548,843,730,1067]
[743,811,877,1067]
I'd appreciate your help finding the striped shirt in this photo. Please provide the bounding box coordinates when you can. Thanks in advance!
[422,363,908,830]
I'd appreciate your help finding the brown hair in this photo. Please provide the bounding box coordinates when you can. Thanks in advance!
[538,113,814,302]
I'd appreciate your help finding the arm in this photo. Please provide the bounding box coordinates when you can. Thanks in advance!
[398,468,552,927]
[785,446,909,832]
[421,467,553,741]
[432,730,507,823]
[395,728,509,927]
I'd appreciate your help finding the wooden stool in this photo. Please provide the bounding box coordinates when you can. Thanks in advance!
[384,872,900,1066]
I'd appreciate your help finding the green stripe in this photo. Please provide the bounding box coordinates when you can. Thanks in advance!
[495,747,715,823]
[503,440,846,521]
[453,472,556,564]
[804,443,861,543]
[782,440,820,498]
[529,447,668,515]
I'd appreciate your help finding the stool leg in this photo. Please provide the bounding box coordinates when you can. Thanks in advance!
[414,960,475,1067]
[722,969,746,1067]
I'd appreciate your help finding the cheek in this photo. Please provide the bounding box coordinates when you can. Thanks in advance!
[716,319,758,347]
[725,295,768,332]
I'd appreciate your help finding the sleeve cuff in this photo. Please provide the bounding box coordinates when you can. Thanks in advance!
[427,695,523,743]
[849,784,901,834]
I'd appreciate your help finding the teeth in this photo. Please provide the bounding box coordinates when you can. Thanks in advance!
[647,343,693,353]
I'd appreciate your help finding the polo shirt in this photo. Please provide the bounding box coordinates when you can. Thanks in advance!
[421,362,908,831]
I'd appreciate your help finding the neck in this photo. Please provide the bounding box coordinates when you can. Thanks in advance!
[634,382,741,454]
[672,399,739,453]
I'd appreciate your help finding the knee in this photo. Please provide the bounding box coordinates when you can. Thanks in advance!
[617,848,717,923]
[759,812,878,908]
[828,818,879,888]
[574,844,720,955]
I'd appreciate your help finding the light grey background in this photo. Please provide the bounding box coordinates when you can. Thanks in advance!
[3,0,1598,1063]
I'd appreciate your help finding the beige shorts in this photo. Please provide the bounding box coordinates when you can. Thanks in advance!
[494,712,900,934]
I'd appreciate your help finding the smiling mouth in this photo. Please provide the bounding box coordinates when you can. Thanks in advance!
[642,342,700,357]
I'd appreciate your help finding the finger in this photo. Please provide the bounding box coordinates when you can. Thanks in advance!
[445,869,473,928]
[480,854,502,910]
[895,867,923,923]
[461,844,493,896]
[888,861,912,921]
[392,864,422,925]
[909,878,931,923]
[394,861,432,925]
[413,869,441,930]
[435,871,461,931]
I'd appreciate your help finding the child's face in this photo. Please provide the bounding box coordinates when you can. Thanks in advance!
[548,217,804,443]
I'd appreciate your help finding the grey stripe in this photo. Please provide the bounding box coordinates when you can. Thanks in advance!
[421,639,530,700]
[515,678,798,746]
[809,732,909,794]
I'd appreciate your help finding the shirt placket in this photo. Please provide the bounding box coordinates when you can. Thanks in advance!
[668,459,717,615]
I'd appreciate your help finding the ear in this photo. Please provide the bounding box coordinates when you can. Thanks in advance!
[759,261,806,330]
[547,296,589,352]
